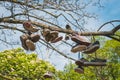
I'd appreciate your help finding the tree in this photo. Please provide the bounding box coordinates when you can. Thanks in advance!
[0,0,120,76]
[0,48,56,80]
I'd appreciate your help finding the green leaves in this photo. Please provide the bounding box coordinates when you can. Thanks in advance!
[0,48,56,80]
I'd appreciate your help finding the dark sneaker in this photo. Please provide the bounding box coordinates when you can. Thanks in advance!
[71,34,91,46]
[23,21,39,32]
[26,39,35,51]
[83,41,100,54]
[91,58,107,62]
[20,34,29,50]
[74,66,84,74]
[43,72,53,78]
[30,34,40,43]
[75,58,88,66]
[71,44,87,53]
[51,36,63,43]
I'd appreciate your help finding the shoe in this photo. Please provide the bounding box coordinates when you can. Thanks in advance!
[75,58,88,66]
[74,66,84,74]
[51,36,63,43]
[23,21,39,32]
[50,31,58,39]
[43,72,53,78]
[20,34,29,50]
[26,39,35,51]
[30,34,40,43]
[71,44,87,53]
[83,41,100,54]
[91,58,107,62]
[42,29,50,37]
[71,34,91,46]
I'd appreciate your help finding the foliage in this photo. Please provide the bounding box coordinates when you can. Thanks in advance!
[0,48,56,80]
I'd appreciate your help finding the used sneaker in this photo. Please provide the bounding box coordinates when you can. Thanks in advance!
[83,41,100,54]
[71,34,91,46]
[30,34,40,43]
[26,39,35,51]
[71,44,87,53]
[91,58,107,62]
[74,66,84,74]
[43,72,53,78]
[51,36,63,43]
[23,21,39,32]
[20,34,29,50]
[75,58,88,66]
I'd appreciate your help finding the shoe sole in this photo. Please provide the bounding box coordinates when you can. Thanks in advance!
[71,45,87,53]
[51,36,63,43]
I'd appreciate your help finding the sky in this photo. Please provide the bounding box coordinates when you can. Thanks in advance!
[0,0,120,70]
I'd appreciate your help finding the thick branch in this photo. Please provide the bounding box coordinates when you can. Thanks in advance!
[0,18,120,36]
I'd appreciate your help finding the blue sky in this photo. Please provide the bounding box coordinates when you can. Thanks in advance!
[0,0,120,70]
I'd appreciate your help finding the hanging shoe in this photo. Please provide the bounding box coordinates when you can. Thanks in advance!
[75,58,88,66]
[74,66,84,74]
[20,34,29,50]
[42,29,50,37]
[23,21,39,32]
[51,36,63,43]
[82,41,100,54]
[71,34,91,46]
[26,39,35,51]
[43,72,53,78]
[71,44,87,53]
[91,58,107,62]
[30,34,40,43]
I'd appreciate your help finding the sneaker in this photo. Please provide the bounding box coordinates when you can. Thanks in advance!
[42,29,50,37]
[71,34,91,46]
[43,72,53,78]
[83,41,100,54]
[20,34,29,50]
[26,39,35,51]
[51,36,63,43]
[23,21,39,32]
[30,34,40,43]
[74,66,84,74]
[71,44,87,53]
[91,58,107,62]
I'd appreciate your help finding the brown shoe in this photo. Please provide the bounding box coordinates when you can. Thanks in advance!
[51,36,63,43]
[74,66,84,74]
[83,41,100,54]
[23,21,39,32]
[42,29,50,37]
[20,34,29,50]
[71,44,87,53]
[71,33,91,46]
[30,34,40,43]
[75,58,88,66]
[26,39,35,51]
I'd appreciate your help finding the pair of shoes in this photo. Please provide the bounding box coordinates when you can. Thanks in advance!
[74,66,84,74]
[20,34,40,51]
[42,29,63,43]
[23,21,39,32]
[71,40,100,54]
